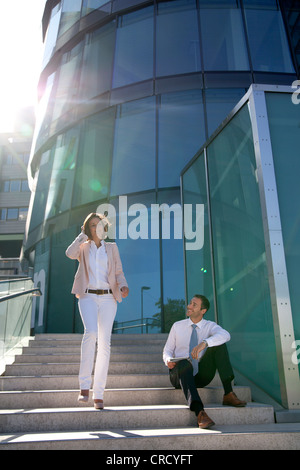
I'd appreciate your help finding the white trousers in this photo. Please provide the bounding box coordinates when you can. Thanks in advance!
[78,293,117,399]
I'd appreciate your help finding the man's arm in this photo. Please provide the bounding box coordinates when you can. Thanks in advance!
[163,325,177,368]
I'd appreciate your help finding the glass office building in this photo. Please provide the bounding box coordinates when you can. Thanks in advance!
[24,0,299,346]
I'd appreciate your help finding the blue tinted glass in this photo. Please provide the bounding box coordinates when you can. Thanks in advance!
[111,97,156,196]
[200,9,249,71]
[111,193,161,333]
[207,105,281,403]
[82,0,109,15]
[80,22,115,100]
[156,0,201,77]
[45,127,79,219]
[265,92,300,344]
[53,42,83,121]
[73,108,114,206]
[158,90,205,188]
[182,154,215,322]
[59,0,82,36]
[244,9,295,73]
[113,7,153,88]
[29,149,54,230]
[158,190,186,331]
[205,88,246,136]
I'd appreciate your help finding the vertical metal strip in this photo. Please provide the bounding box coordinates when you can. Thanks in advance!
[248,86,300,409]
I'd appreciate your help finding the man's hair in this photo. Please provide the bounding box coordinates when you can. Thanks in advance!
[194,294,210,312]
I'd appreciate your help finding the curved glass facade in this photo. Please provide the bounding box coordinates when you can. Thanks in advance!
[25,0,298,334]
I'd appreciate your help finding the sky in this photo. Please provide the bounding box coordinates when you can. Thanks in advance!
[0,0,47,133]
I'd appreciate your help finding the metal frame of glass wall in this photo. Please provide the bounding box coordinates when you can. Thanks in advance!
[181,84,300,410]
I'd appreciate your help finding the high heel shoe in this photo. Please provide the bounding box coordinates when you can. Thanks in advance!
[94,399,104,410]
[78,389,89,403]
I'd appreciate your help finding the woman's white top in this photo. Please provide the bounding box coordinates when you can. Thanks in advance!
[88,241,110,290]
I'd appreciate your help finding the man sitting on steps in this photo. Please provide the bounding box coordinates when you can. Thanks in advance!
[163,294,246,429]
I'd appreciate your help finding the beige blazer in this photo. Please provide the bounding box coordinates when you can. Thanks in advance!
[65,233,128,302]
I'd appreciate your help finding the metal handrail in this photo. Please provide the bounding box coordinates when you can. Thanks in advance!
[0,288,42,302]
[0,277,31,285]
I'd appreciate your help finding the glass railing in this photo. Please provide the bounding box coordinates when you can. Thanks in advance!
[113,317,161,334]
[0,278,41,374]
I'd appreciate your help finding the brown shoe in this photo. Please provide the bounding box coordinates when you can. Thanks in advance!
[197,410,215,429]
[78,389,89,403]
[223,391,246,407]
[94,399,104,410]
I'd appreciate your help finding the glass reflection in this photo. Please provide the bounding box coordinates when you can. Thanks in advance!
[111,97,156,196]
[113,7,153,88]
[156,0,201,77]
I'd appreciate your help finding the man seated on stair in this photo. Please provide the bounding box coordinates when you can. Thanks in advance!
[163,294,246,429]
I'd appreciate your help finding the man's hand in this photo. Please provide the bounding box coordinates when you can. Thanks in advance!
[167,361,177,369]
[191,341,207,359]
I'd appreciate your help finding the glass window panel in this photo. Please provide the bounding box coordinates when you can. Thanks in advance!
[111,97,156,196]
[80,22,115,100]
[199,0,237,6]
[19,208,28,221]
[42,3,62,67]
[182,153,215,322]
[265,92,300,345]
[200,9,249,71]
[113,7,153,88]
[10,180,21,192]
[59,0,82,37]
[45,127,79,219]
[73,108,114,206]
[110,193,161,333]
[207,104,281,403]
[52,42,83,121]
[21,180,30,192]
[82,0,109,15]
[243,0,278,8]
[0,209,7,220]
[158,90,205,188]
[158,190,186,331]
[156,0,201,77]
[244,9,295,73]
[28,149,54,230]
[3,181,10,192]
[205,88,246,136]
[7,208,18,220]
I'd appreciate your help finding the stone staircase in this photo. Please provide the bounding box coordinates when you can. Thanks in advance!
[0,334,299,450]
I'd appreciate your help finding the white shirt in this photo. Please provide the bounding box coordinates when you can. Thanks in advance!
[88,241,110,290]
[163,318,230,366]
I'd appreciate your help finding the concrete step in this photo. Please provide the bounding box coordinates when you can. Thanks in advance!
[0,374,173,391]
[1,423,300,450]
[21,344,164,354]
[4,361,168,376]
[14,352,163,363]
[0,403,275,434]
[0,386,251,409]
[3,333,297,450]
[28,334,167,349]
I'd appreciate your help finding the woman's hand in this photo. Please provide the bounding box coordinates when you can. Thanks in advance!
[120,286,129,298]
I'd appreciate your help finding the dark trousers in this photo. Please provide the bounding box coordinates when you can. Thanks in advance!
[169,343,234,415]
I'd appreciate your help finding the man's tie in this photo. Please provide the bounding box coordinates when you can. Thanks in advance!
[189,324,198,375]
